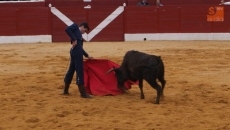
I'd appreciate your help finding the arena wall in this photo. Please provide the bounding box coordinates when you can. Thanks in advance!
[0,6,51,43]
[51,6,124,42]
[0,1,229,43]
[125,5,230,41]
[0,1,45,7]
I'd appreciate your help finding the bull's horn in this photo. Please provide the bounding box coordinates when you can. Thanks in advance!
[105,67,115,74]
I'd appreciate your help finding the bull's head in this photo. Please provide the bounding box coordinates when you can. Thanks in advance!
[106,67,127,92]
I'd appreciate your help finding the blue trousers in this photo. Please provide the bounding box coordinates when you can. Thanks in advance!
[64,49,84,85]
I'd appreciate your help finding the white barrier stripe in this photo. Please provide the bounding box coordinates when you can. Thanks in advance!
[50,6,124,41]
[87,6,124,41]
[0,35,52,44]
[50,7,73,26]
[50,7,89,41]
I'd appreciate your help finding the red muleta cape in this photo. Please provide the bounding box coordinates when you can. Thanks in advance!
[84,59,135,96]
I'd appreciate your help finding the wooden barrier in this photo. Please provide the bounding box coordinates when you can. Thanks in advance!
[0,7,51,36]
[159,0,221,5]
[0,2,229,42]
[125,5,230,33]
[51,6,124,42]
[0,1,45,7]
[45,0,126,7]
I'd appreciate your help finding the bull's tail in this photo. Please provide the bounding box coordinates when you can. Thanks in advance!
[152,56,162,69]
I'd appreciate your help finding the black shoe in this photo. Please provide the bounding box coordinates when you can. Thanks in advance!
[78,85,92,98]
[63,83,70,95]
[81,94,92,98]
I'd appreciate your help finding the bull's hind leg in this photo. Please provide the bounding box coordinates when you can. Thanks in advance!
[146,79,162,104]
[158,58,166,96]
[138,79,145,99]
[158,77,166,96]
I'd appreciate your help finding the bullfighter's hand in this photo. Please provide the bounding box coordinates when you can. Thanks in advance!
[87,56,93,60]
[71,40,77,49]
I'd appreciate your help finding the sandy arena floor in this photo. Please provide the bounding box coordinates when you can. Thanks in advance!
[0,41,230,130]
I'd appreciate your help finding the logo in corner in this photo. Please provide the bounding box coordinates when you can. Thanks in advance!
[207,6,224,22]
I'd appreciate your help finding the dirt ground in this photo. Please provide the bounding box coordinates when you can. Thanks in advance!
[0,41,230,130]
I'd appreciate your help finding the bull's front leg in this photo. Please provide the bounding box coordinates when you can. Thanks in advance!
[118,84,128,93]
[138,79,145,99]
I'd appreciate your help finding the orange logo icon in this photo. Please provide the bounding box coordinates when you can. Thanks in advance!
[207,6,224,22]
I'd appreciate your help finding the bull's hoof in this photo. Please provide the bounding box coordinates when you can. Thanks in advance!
[120,88,129,93]
[154,102,160,104]
[123,89,129,93]
[62,92,70,95]
[140,95,145,99]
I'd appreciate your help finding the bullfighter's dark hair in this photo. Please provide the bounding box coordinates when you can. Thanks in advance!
[79,22,89,31]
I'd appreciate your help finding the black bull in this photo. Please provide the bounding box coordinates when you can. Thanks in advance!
[107,50,166,104]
